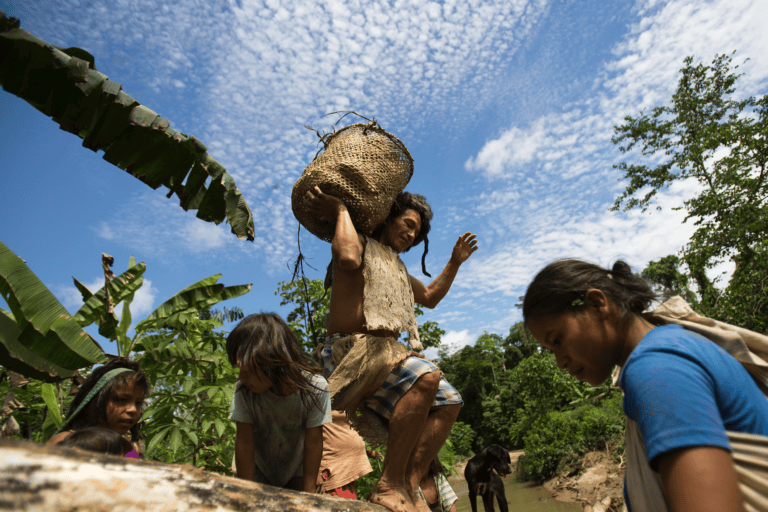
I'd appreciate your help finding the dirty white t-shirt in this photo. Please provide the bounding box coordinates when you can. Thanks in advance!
[229,373,331,487]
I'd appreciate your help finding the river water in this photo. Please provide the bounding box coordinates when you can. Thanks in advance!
[447,473,580,512]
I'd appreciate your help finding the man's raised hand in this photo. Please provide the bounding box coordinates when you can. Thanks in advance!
[451,233,478,265]
[306,186,346,222]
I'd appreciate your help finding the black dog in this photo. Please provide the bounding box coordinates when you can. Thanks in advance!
[465,444,512,512]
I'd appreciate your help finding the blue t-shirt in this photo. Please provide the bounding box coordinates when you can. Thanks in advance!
[620,324,768,470]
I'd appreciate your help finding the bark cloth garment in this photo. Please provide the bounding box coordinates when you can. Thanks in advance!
[617,296,768,512]
[318,236,462,423]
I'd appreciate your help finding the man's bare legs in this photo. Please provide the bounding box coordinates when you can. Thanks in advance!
[369,371,440,512]
[405,402,461,510]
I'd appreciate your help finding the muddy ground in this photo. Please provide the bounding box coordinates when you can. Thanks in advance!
[448,450,627,512]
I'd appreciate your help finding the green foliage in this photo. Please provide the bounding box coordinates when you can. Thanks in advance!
[276,278,330,353]
[0,16,255,241]
[440,329,623,481]
[502,352,598,447]
[642,255,697,304]
[134,315,238,473]
[706,241,768,334]
[518,393,625,482]
[414,304,445,351]
[0,372,76,443]
[439,331,594,451]
[1,251,250,457]
[612,52,767,265]
[356,443,386,501]
[447,421,475,457]
[0,241,107,381]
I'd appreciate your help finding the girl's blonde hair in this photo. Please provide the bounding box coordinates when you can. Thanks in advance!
[226,312,323,408]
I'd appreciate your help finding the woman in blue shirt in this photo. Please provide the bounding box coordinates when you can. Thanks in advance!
[522,259,768,512]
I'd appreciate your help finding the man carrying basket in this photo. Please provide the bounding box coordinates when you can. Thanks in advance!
[307,185,477,512]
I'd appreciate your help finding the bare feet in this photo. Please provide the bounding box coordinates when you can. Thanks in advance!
[369,481,416,512]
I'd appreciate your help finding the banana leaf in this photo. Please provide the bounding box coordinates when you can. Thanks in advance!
[0,241,106,380]
[73,261,146,333]
[135,277,252,333]
[0,11,255,241]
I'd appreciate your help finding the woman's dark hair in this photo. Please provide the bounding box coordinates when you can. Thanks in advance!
[523,259,657,323]
[226,312,324,409]
[372,191,434,277]
[65,357,150,443]
[58,426,133,456]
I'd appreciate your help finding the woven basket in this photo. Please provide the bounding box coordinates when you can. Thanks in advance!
[292,122,414,242]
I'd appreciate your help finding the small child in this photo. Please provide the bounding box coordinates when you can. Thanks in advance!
[57,426,134,456]
[227,312,331,493]
[523,259,768,512]
[49,357,149,459]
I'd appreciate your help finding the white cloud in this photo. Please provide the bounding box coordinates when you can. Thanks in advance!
[423,328,477,360]
[459,0,767,302]
[129,278,158,318]
[58,277,104,311]
[182,220,228,252]
[95,222,115,241]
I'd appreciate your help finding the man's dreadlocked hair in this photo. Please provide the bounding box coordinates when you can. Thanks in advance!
[372,191,433,277]
[324,191,434,290]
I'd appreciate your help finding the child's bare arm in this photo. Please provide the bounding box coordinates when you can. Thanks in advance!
[302,425,323,493]
[234,421,255,481]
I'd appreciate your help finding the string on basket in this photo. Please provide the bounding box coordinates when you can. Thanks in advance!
[291,225,320,347]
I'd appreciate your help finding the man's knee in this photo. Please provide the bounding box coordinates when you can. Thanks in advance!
[416,370,440,390]
[406,371,440,398]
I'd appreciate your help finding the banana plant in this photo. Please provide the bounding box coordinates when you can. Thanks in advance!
[1,241,251,439]
[71,256,251,358]
[0,241,107,382]
[0,11,254,242]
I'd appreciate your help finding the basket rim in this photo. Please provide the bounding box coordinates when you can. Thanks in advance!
[310,122,414,169]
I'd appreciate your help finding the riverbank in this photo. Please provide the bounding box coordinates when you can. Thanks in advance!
[448,450,626,512]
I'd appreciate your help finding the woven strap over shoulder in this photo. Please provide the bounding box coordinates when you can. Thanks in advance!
[645,296,768,394]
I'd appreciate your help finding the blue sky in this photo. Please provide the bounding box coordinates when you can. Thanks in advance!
[1,0,767,358]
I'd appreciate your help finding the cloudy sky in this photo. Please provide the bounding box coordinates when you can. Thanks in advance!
[1,0,767,358]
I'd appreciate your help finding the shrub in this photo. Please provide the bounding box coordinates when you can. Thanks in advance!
[518,394,625,482]
[448,421,476,457]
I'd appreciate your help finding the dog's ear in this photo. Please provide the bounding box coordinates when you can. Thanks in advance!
[489,444,507,460]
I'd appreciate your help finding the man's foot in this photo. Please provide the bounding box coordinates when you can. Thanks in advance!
[369,481,416,512]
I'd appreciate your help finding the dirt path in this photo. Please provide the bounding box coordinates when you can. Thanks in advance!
[448,450,626,512]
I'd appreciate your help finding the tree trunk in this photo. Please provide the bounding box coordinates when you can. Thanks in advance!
[1,437,385,511]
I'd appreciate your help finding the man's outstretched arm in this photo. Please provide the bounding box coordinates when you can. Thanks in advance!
[411,232,478,309]
[307,186,364,270]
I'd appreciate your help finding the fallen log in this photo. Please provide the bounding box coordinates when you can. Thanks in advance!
[0,437,384,511]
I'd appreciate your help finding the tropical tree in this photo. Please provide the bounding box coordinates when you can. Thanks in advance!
[641,255,698,304]
[612,52,767,266]
[612,52,768,330]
